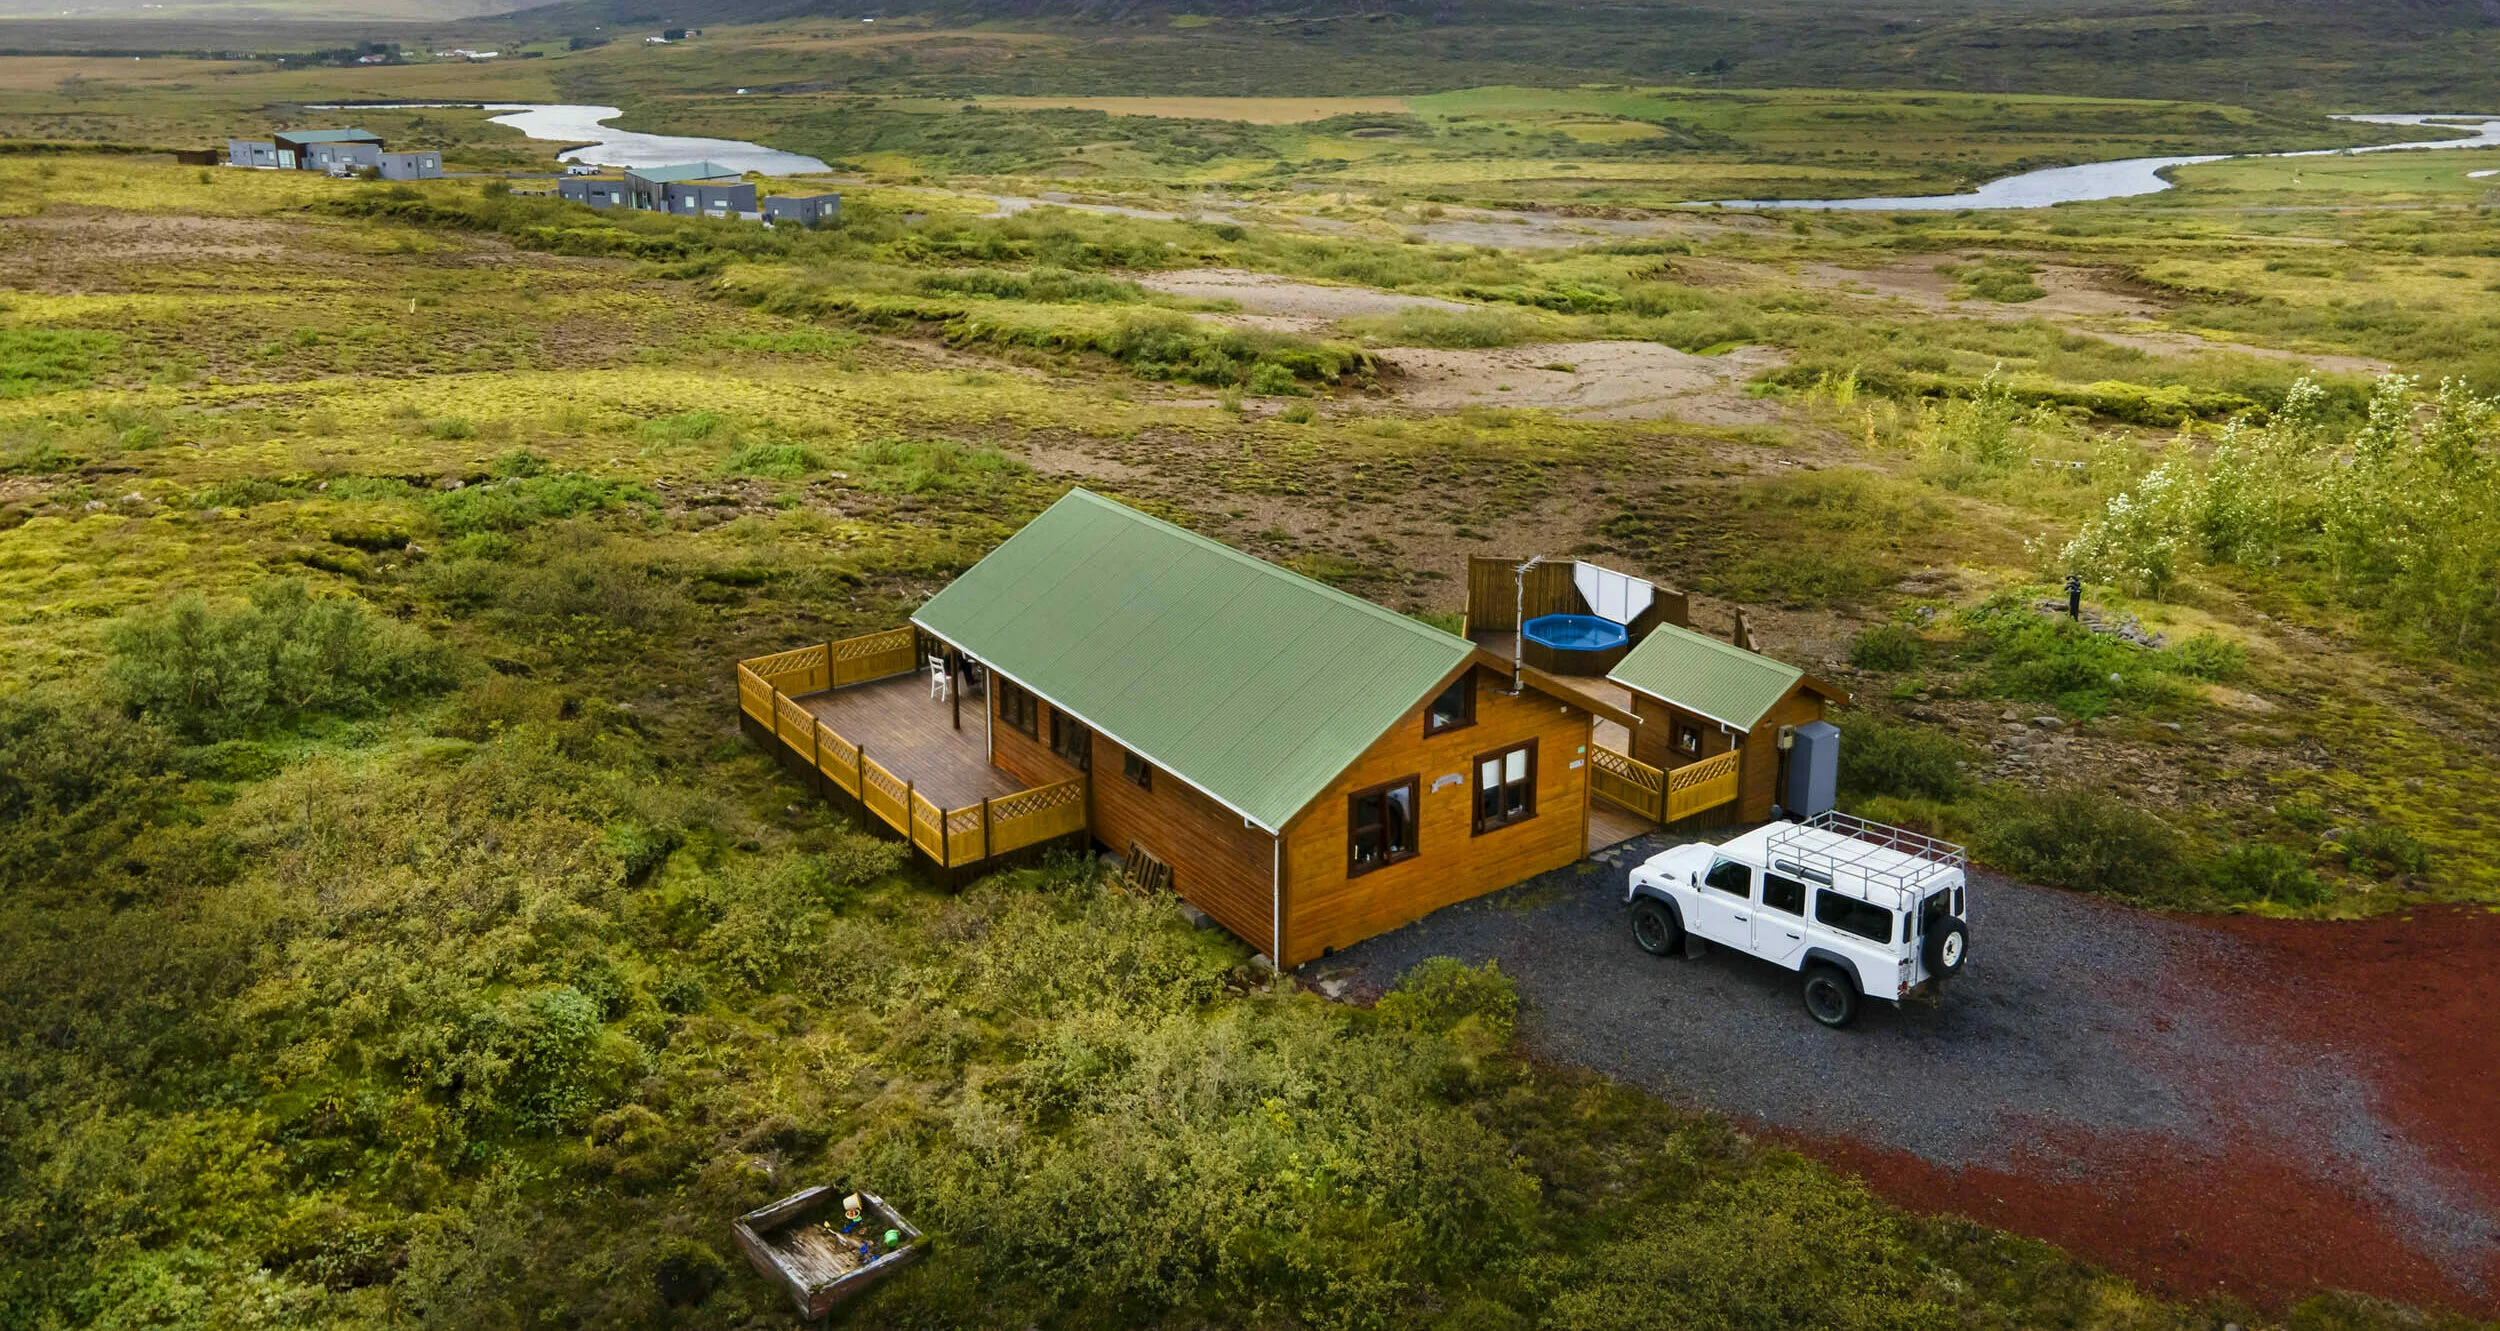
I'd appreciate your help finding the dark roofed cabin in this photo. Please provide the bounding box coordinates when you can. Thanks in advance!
[737,489,1606,966]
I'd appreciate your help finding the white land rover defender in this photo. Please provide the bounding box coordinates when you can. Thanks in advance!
[1624,810,1970,1028]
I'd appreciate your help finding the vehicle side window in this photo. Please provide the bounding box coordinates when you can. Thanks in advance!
[1703,859,1752,898]
[1761,873,1805,916]
[1814,890,1894,944]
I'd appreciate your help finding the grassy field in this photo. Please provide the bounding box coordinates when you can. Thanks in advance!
[4,28,2500,1326]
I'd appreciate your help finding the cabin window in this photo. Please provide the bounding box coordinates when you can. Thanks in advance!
[1473,741,1537,834]
[1123,751,1152,791]
[1347,776,1420,875]
[998,679,1038,737]
[1049,711,1092,771]
[1425,672,1475,736]
[1675,720,1704,756]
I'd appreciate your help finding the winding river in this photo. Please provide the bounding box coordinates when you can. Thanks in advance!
[306,101,831,175]
[1707,112,2500,209]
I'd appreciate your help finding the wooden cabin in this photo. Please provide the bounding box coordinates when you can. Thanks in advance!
[740,490,1608,967]
[1606,622,1847,824]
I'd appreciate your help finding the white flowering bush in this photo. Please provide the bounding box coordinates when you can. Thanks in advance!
[2060,373,2500,654]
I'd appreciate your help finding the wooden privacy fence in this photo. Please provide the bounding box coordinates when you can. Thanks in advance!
[1464,555,1690,643]
[738,630,1088,872]
[1589,745,1740,825]
[1665,749,1742,822]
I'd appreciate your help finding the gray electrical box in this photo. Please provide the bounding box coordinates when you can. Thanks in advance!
[1785,720,1840,819]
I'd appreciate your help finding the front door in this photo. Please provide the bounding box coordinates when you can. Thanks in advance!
[1752,870,1808,965]
[1692,857,1754,948]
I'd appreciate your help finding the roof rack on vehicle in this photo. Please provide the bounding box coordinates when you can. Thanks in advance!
[1763,810,1966,906]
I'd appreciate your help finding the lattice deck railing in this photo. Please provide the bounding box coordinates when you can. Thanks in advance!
[738,629,1086,870]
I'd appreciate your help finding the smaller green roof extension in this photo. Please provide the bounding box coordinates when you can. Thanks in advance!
[625,161,743,183]
[913,489,1477,833]
[274,128,383,144]
[1607,621,1806,732]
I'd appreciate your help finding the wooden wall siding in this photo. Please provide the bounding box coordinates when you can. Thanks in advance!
[1628,695,1739,772]
[1280,668,1591,966]
[990,686,1279,953]
[1090,733,1280,958]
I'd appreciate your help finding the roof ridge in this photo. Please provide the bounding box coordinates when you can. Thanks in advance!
[1056,488,1469,650]
[1646,618,1801,676]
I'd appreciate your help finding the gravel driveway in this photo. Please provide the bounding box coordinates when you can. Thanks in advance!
[1305,831,2500,1313]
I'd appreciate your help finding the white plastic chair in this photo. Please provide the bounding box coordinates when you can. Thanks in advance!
[927,655,950,703]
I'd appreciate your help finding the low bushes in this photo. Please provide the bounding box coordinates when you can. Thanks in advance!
[107,580,459,742]
[1972,785,2191,904]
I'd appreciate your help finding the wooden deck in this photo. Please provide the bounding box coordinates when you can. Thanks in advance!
[1588,798,1653,854]
[795,673,1022,809]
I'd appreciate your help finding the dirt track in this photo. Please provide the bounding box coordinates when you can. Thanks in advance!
[1309,836,2500,1315]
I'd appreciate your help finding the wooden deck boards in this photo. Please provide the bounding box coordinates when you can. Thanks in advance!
[795,674,1023,809]
[1588,799,1653,854]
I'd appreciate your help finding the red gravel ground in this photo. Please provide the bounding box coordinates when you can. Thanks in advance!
[1790,904,2500,1315]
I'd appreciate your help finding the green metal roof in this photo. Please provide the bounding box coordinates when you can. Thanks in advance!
[625,161,742,183]
[1606,621,1806,732]
[913,489,1476,833]
[273,128,382,144]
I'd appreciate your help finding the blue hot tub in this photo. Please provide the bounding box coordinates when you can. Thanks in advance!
[1520,613,1631,675]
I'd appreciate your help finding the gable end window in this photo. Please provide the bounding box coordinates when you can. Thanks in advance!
[1123,751,1153,791]
[1049,710,1092,771]
[1348,776,1420,875]
[1473,740,1537,834]
[1425,672,1475,737]
[997,679,1039,737]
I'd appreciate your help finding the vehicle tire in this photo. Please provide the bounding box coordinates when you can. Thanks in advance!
[1802,963,1859,1029]
[1923,916,1969,979]
[1629,897,1682,957]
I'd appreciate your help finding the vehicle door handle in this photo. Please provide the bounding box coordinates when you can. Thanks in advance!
[1785,931,1801,940]
[1733,913,1749,921]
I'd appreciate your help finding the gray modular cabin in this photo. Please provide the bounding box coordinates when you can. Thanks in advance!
[563,162,759,217]
[558,177,629,208]
[763,192,842,226]
[377,151,443,180]
[226,139,282,169]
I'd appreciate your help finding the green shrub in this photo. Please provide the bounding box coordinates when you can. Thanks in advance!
[1373,958,1518,1043]
[0,691,175,886]
[0,327,118,397]
[1548,1155,1941,1331]
[425,474,656,535]
[1847,624,1925,672]
[637,410,728,445]
[425,416,477,440]
[1973,785,2189,902]
[2336,823,2429,878]
[492,447,548,478]
[717,441,828,478]
[107,580,460,741]
[1837,715,1973,802]
[2206,842,2330,906]
[1339,305,1544,348]
[2166,632,2248,681]
[843,437,1026,494]
[1245,360,1306,396]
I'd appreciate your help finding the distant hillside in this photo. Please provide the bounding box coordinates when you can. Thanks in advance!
[0,0,2491,108]
[476,0,2499,107]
